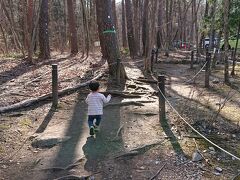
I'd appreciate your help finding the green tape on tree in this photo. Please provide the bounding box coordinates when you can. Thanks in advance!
[103,30,116,34]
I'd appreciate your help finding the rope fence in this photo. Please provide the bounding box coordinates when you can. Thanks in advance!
[157,85,240,161]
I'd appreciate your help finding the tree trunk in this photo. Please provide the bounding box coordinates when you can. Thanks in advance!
[144,0,158,72]
[81,0,90,57]
[67,0,78,55]
[38,0,50,59]
[223,0,230,84]
[96,0,108,59]
[165,0,170,56]
[142,0,149,56]
[209,0,217,50]
[125,0,136,58]
[96,0,126,81]
[157,0,164,49]
[133,0,140,56]
[199,0,209,52]
[112,0,118,29]
[231,21,240,76]
[0,23,8,54]
[121,0,128,48]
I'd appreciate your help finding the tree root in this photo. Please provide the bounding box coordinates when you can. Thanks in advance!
[114,140,166,159]
[40,156,85,172]
[112,125,124,141]
[149,163,166,180]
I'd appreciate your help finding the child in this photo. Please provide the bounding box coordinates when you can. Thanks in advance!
[85,81,111,136]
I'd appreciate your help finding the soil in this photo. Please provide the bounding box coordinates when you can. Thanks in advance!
[0,51,240,180]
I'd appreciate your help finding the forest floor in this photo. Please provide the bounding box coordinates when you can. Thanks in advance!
[0,50,240,180]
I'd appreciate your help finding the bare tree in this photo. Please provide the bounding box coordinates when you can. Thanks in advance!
[39,0,50,59]
[67,0,78,55]
[223,0,230,84]
[96,0,126,81]
[121,0,128,48]
[125,0,136,58]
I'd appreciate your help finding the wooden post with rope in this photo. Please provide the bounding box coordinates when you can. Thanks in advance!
[158,75,166,122]
[205,52,211,88]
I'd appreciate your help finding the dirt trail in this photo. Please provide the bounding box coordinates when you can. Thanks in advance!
[1,54,240,179]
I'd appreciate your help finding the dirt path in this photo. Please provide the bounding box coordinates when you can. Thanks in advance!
[1,53,240,179]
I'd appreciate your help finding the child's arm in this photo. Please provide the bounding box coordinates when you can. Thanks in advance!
[101,94,111,103]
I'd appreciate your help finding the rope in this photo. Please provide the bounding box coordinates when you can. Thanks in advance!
[157,87,240,161]
[185,61,207,84]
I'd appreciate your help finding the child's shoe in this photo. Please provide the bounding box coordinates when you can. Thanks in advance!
[90,126,95,136]
[94,125,100,132]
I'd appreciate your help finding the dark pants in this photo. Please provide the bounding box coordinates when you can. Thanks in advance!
[88,115,101,128]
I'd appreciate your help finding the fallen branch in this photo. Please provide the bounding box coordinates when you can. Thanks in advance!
[104,101,143,107]
[81,90,142,98]
[149,163,166,180]
[133,112,157,116]
[0,72,104,113]
[132,79,157,84]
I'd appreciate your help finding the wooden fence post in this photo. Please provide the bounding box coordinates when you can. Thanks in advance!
[205,52,211,88]
[52,64,58,108]
[158,75,166,122]
[116,58,120,85]
[190,50,194,69]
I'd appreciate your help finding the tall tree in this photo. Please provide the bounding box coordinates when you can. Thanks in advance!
[96,0,126,81]
[223,0,230,84]
[80,0,90,57]
[67,0,78,55]
[133,0,140,55]
[144,0,158,72]
[121,0,128,48]
[39,0,50,59]
[112,0,118,29]
[142,0,149,56]
[96,0,108,59]
[125,0,136,58]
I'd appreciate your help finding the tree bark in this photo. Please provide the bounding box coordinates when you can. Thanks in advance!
[38,0,50,59]
[209,0,217,50]
[112,0,118,29]
[142,0,149,56]
[67,0,78,55]
[121,0,128,48]
[0,23,8,54]
[133,0,140,56]
[80,0,90,57]
[125,0,136,58]
[223,0,230,84]
[96,0,126,81]
[96,0,108,59]
[231,21,240,76]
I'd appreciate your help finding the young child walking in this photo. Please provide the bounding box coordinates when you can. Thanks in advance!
[85,81,111,136]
